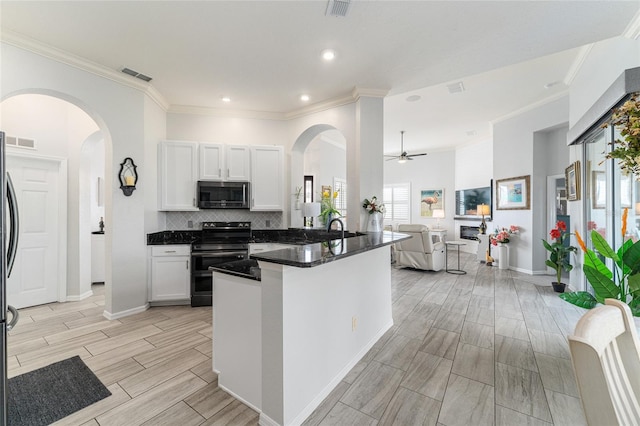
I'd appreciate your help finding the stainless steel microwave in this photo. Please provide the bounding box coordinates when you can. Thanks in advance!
[197,181,250,209]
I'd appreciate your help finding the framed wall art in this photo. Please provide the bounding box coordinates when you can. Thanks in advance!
[566,161,581,201]
[496,175,530,210]
[420,189,443,217]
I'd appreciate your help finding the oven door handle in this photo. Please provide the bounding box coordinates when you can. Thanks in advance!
[191,252,247,257]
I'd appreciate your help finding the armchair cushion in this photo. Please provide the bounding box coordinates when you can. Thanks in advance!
[396,224,445,271]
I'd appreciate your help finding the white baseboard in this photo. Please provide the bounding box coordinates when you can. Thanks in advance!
[259,413,280,426]
[66,290,93,302]
[219,381,262,414]
[103,303,149,320]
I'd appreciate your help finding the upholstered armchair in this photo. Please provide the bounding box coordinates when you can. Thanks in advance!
[395,224,445,271]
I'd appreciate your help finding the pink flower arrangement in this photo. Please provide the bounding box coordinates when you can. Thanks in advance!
[490,225,519,246]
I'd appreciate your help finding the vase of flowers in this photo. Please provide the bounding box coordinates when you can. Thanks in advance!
[490,226,519,270]
[320,187,340,230]
[602,93,640,179]
[363,196,386,233]
[542,220,577,292]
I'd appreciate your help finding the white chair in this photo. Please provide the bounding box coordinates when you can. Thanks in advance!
[395,224,445,271]
[568,299,640,426]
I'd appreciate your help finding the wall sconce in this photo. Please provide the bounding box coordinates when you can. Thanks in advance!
[118,157,138,196]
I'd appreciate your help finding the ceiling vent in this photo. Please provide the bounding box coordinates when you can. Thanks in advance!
[326,0,351,17]
[447,81,465,94]
[6,135,35,149]
[121,67,153,82]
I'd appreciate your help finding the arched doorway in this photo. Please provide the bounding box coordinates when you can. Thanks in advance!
[291,124,347,228]
[1,91,112,309]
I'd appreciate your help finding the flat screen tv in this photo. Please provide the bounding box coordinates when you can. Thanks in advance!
[455,183,492,219]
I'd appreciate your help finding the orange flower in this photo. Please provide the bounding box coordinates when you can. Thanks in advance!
[575,230,587,252]
[622,207,629,238]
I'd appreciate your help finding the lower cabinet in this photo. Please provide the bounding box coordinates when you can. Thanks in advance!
[149,245,191,304]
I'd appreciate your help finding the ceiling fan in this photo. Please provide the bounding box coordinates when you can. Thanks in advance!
[385,131,427,163]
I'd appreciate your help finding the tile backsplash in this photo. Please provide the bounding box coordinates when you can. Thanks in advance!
[165,210,283,230]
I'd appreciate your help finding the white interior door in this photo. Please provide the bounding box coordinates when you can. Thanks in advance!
[7,155,61,308]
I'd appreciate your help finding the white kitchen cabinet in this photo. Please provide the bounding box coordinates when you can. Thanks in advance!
[159,140,198,211]
[200,143,251,181]
[149,245,191,303]
[250,145,284,211]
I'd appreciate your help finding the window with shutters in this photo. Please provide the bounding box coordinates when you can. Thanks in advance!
[333,178,347,218]
[383,183,411,223]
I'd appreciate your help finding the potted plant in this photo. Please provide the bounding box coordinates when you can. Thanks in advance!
[362,196,386,232]
[542,220,577,292]
[602,93,640,178]
[293,186,302,210]
[562,208,640,316]
[489,225,519,270]
[320,187,340,229]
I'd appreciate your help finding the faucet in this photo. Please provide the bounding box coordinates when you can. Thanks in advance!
[328,217,345,241]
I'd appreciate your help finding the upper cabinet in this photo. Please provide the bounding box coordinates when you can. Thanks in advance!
[251,146,284,211]
[200,143,251,181]
[159,140,198,211]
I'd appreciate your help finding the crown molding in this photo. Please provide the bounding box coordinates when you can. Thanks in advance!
[1,29,170,110]
[563,43,594,86]
[623,8,640,40]
[351,87,389,99]
[492,90,569,125]
[168,104,285,120]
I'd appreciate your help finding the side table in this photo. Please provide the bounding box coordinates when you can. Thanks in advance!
[445,241,466,275]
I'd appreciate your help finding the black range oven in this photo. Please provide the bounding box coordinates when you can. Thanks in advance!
[191,221,251,306]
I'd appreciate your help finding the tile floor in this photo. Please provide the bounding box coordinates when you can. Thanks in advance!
[8,251,590,425]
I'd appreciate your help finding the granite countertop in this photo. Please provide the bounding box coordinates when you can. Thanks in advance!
[147,230,201,245]
[209,259,261,281]
[250,231,410,268]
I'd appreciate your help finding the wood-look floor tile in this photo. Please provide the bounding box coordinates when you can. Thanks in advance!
[340,361,404,419]
[7,336,48,357]
[544,389,587,426]
[134,333,210,367]
[395,312,433,341]
[495,405,552,426]
[84,339,156,371]
[379,387,440,426]
[404,276,436,298]
[9,347,94,378]
[64,312,113,329]
[465,306,495,326]
[392,294,423,323]
[439,374,494,426]
[101,312,171,337]
[420,328,459,360]
[495,317,529,341]
[451,343,494,386]
[302,381,350,426]
[460,321,494,350]
[528,329,570,359]
[411,301,442,322]
[8,321,69,344]
[494,335,537,372]
[400,351,452,401]
[144,321,210,346]
[522,310,562,334]
[50,300,102,313]
[534,353,579,397]
[495,305,525,321]
[85,324,163,355]
[79,420,98,426]
[29,310,85,324]
[17,331,107,364]
[422,291,449,305]
[200,399,259,425]
[374,334,421,371]
[52,383,131,426]
[318,401,377,426]
[44,320,120,344]
[432,309,465,333]
[7,355,19,371]
[195,340,212,356]
[96,371,207,425]
[190,359,217,384]
[495,362,551,422]
[440,294,470,315]
[184,381,235,418]
[141,401,205,426]
[120,348,208,398]
[343,360,368,384]
[95,357,145,386]
[468,294,495,310]
[198,325,213,339]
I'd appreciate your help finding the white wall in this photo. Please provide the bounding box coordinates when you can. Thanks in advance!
[1,42,150,317]
[384,149,456,234]
[303,135,346,198]
[144,95,166,233]
[493,96,569,273]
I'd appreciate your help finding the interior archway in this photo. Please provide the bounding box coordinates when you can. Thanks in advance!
[1,91,113,310]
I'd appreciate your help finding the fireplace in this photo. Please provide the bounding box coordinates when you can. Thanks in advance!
[460,225,480,241]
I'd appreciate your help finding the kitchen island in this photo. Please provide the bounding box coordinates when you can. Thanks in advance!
[211,231,409,426]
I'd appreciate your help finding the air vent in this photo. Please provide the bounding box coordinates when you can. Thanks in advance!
[447,81,465,94]
[326,0,351,17]
[6,135,35,149]
[121,67,152,82]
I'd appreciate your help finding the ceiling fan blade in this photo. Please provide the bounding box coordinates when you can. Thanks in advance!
[386,157,399,161]
[407,153,427,158]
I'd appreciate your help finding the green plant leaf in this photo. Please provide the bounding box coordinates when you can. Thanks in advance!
[542,239,553,252]
[591,230,620,262]
[583,250,613,280]
[559,291,597,309]
[545,259,558,270]
[583,264,620,302]
[623,240,640,275]
[629,298,640,317]
[629,273,640,299]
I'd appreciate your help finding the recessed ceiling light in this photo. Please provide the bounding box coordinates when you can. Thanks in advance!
[446,82,465,94]
[544,81,561,89]
[300,94,310,102]
[406,95,421,102]
[221,97,231,103]
[321,49,336,61]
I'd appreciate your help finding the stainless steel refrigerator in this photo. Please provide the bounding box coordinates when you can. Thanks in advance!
[0,131,20,425]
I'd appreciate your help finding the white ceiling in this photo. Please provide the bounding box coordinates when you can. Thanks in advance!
[1,1,639,154]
